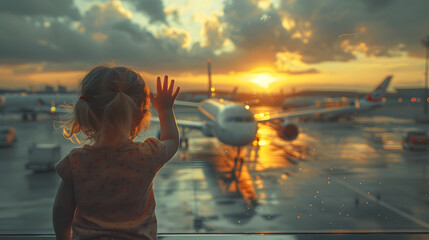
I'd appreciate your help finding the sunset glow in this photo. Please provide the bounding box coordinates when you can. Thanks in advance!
[253,74,276,89]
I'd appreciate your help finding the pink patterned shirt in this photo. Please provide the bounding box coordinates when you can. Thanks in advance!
[55,137,167,240]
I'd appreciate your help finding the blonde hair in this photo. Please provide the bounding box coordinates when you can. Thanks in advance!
[61,66,151,144]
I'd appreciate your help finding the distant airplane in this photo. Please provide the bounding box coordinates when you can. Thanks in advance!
[281,96,354,110]
[269,76,392,122]
[0,93,75,120]
[178,86,238,102]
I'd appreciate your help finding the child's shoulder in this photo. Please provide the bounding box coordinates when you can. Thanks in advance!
[134,137,166,158]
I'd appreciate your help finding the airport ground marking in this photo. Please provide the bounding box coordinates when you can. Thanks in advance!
[334,177,429,229]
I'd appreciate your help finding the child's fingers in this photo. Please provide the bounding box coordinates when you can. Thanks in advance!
[163,75,168,92]
[172,86,180,100]
[168,79,175,94]
[157,77,161,93]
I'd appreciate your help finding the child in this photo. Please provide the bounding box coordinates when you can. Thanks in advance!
[52,66,180,240]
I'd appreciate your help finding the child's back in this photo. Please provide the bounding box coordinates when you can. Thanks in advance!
[56,138,166,239]
[53,66,180,240]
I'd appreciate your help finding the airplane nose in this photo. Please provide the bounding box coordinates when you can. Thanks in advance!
[217,121,258,146]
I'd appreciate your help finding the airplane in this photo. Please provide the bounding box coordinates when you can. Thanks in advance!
[281,75,392,114]
[271,75,392,122]
[0,93,75,120]
[281,96,354,110]
[156,60,392,168]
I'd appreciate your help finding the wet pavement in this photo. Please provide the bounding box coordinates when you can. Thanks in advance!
[1,103,429,234]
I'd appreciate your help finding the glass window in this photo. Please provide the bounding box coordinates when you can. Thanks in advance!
[1,0,429,237]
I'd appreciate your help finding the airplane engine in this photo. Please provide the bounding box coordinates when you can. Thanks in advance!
[277,121,299,141]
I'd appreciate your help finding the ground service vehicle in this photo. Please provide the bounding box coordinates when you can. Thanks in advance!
[0,126,15,147]
[25,143,60,171]
[402,131,429,151]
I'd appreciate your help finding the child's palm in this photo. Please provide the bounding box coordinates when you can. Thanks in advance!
[150,75,180,111]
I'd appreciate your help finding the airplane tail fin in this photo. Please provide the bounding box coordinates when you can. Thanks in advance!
[365,75,392,102]
[230,86,238,100]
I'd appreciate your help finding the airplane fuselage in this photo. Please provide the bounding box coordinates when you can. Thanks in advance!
[198,99,258,146]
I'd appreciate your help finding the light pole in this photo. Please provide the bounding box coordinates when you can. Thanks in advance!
[422,36,429,115]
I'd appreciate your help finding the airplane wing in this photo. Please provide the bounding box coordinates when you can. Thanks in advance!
[255,105,356,122]
[174,100,200,107]
[150,118,205,130]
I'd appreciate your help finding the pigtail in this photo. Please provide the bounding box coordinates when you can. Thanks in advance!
[61,97,101,144]
[103,91,138,140]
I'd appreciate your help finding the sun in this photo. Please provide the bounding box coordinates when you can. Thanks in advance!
[253,74,275,89]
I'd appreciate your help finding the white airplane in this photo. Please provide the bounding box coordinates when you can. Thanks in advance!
[162,61,392,165]
[0,93,75,120]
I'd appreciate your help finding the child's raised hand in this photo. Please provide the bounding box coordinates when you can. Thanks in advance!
[150,75,180,112]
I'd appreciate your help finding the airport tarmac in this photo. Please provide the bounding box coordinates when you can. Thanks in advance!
[0,103,429,234]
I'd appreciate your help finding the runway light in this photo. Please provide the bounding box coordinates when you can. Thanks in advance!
[210,87,215,92]
[417,97,421,102]
[245,105,250,109]
[398,98,403,103]
[427,97,429,102]
[381,97,386,102]
[219,98,224,103]
[50,106,56,113]
[411,97,417,102]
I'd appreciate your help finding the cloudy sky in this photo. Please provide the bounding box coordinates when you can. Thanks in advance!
[0,0,427,92]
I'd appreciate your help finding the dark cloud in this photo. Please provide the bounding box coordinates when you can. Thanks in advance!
[279,0,429,61]
[361,0,395,12]
[283,68,319,75]
[0,0,80,20]
[216,0,297,72]
[0,13,101,66]
[0,1,206,74]
[0,0,428,78]
[128,0,166,23]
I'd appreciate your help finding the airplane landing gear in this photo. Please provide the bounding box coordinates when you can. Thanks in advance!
[180,138,188,149]
[180,128,189,149]
[232,146,243,179]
